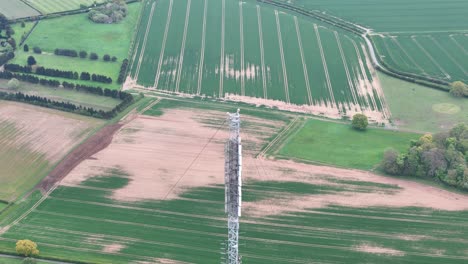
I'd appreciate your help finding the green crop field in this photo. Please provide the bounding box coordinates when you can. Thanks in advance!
[276,0,468,84]
[129,0,388,120]
[0,0,40,19]
[0,101,103,202]
[24,0,106,14]
[2,179,468,263]
[0,104,466,264]
[277,119,420,170]
[372,33,468,83]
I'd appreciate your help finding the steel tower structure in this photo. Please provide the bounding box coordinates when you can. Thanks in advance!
[224,109,242,264]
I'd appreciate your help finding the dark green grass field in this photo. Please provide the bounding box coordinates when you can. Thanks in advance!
[379,73,468,132]
[278,119,420,170]
[0,170,467,263]
[9,3,141,90]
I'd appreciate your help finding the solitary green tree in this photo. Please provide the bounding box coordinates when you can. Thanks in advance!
[23,44,29,52]
[27,56,36,66]
[352,113,368,131]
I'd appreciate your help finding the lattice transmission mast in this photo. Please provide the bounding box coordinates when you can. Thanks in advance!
[224,109,242,264]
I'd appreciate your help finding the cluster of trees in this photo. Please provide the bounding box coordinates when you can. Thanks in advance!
[0,13,16,62]
[382,124,468,191]
[5,63,113,84]
[92,73,112,83]
[117,59,129,84]
[103,54,117,62]
[449,81,468,98]
[0,51,14,66]
[89,0,128,24]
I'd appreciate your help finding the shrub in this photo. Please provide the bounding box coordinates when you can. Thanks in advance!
[381,148,402,175]
[111,56,117,62]
[32,47,41,54]
[23,44,29,52]
[79,50,87,58]
[449,81,468,97]
[90,53,98,60]
[351,113,368,131]
[22,258,37,264]
[103,54,111,61]
[16,240,39,257]
[7,78,20,90]
[88,0,128,24]
[27,56,36,66]
[21,21,25,28]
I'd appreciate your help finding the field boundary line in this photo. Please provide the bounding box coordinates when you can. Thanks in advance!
[33,210,225,240]
[239,1,245,96]
[0,184,57,235]
[391,37,427,75]
[275,10,290,104]
[334,31,358,106]
[140,98,162,114]
[197,0,208,95]
[294,17,313,105]
[381,37,413,69]
[257,5,267,99]
[449,34,468,55]
[429,36,467,75]
[219,0,226,97]
[314,24,336,108]
[258,116,299,158]
[154,0,174,89]
[134,1,156,81]
[411,36,450,79]
[175,0,192,93]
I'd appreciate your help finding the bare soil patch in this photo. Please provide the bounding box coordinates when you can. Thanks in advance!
[60,107,468,217]
[355,243,405,256]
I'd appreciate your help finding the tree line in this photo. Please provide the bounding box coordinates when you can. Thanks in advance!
[0,75,135,119]
[24,45,118,62]
[5,63,113,84]
[117,59,129,84]
[382,124,468,191]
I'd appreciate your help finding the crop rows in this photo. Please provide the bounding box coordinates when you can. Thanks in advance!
[1,176,468,263]
[129,0,386,116]
[24,0,106,14]
[0,0,40,19]
[372,33,468,83]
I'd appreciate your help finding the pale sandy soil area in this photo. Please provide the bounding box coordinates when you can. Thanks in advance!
[61,108,468,218]
[0,101,100,162]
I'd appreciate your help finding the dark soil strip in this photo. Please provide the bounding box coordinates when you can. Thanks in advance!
[36,123,123,192]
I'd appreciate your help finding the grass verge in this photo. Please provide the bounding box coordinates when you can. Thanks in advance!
[278,118,420,170]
